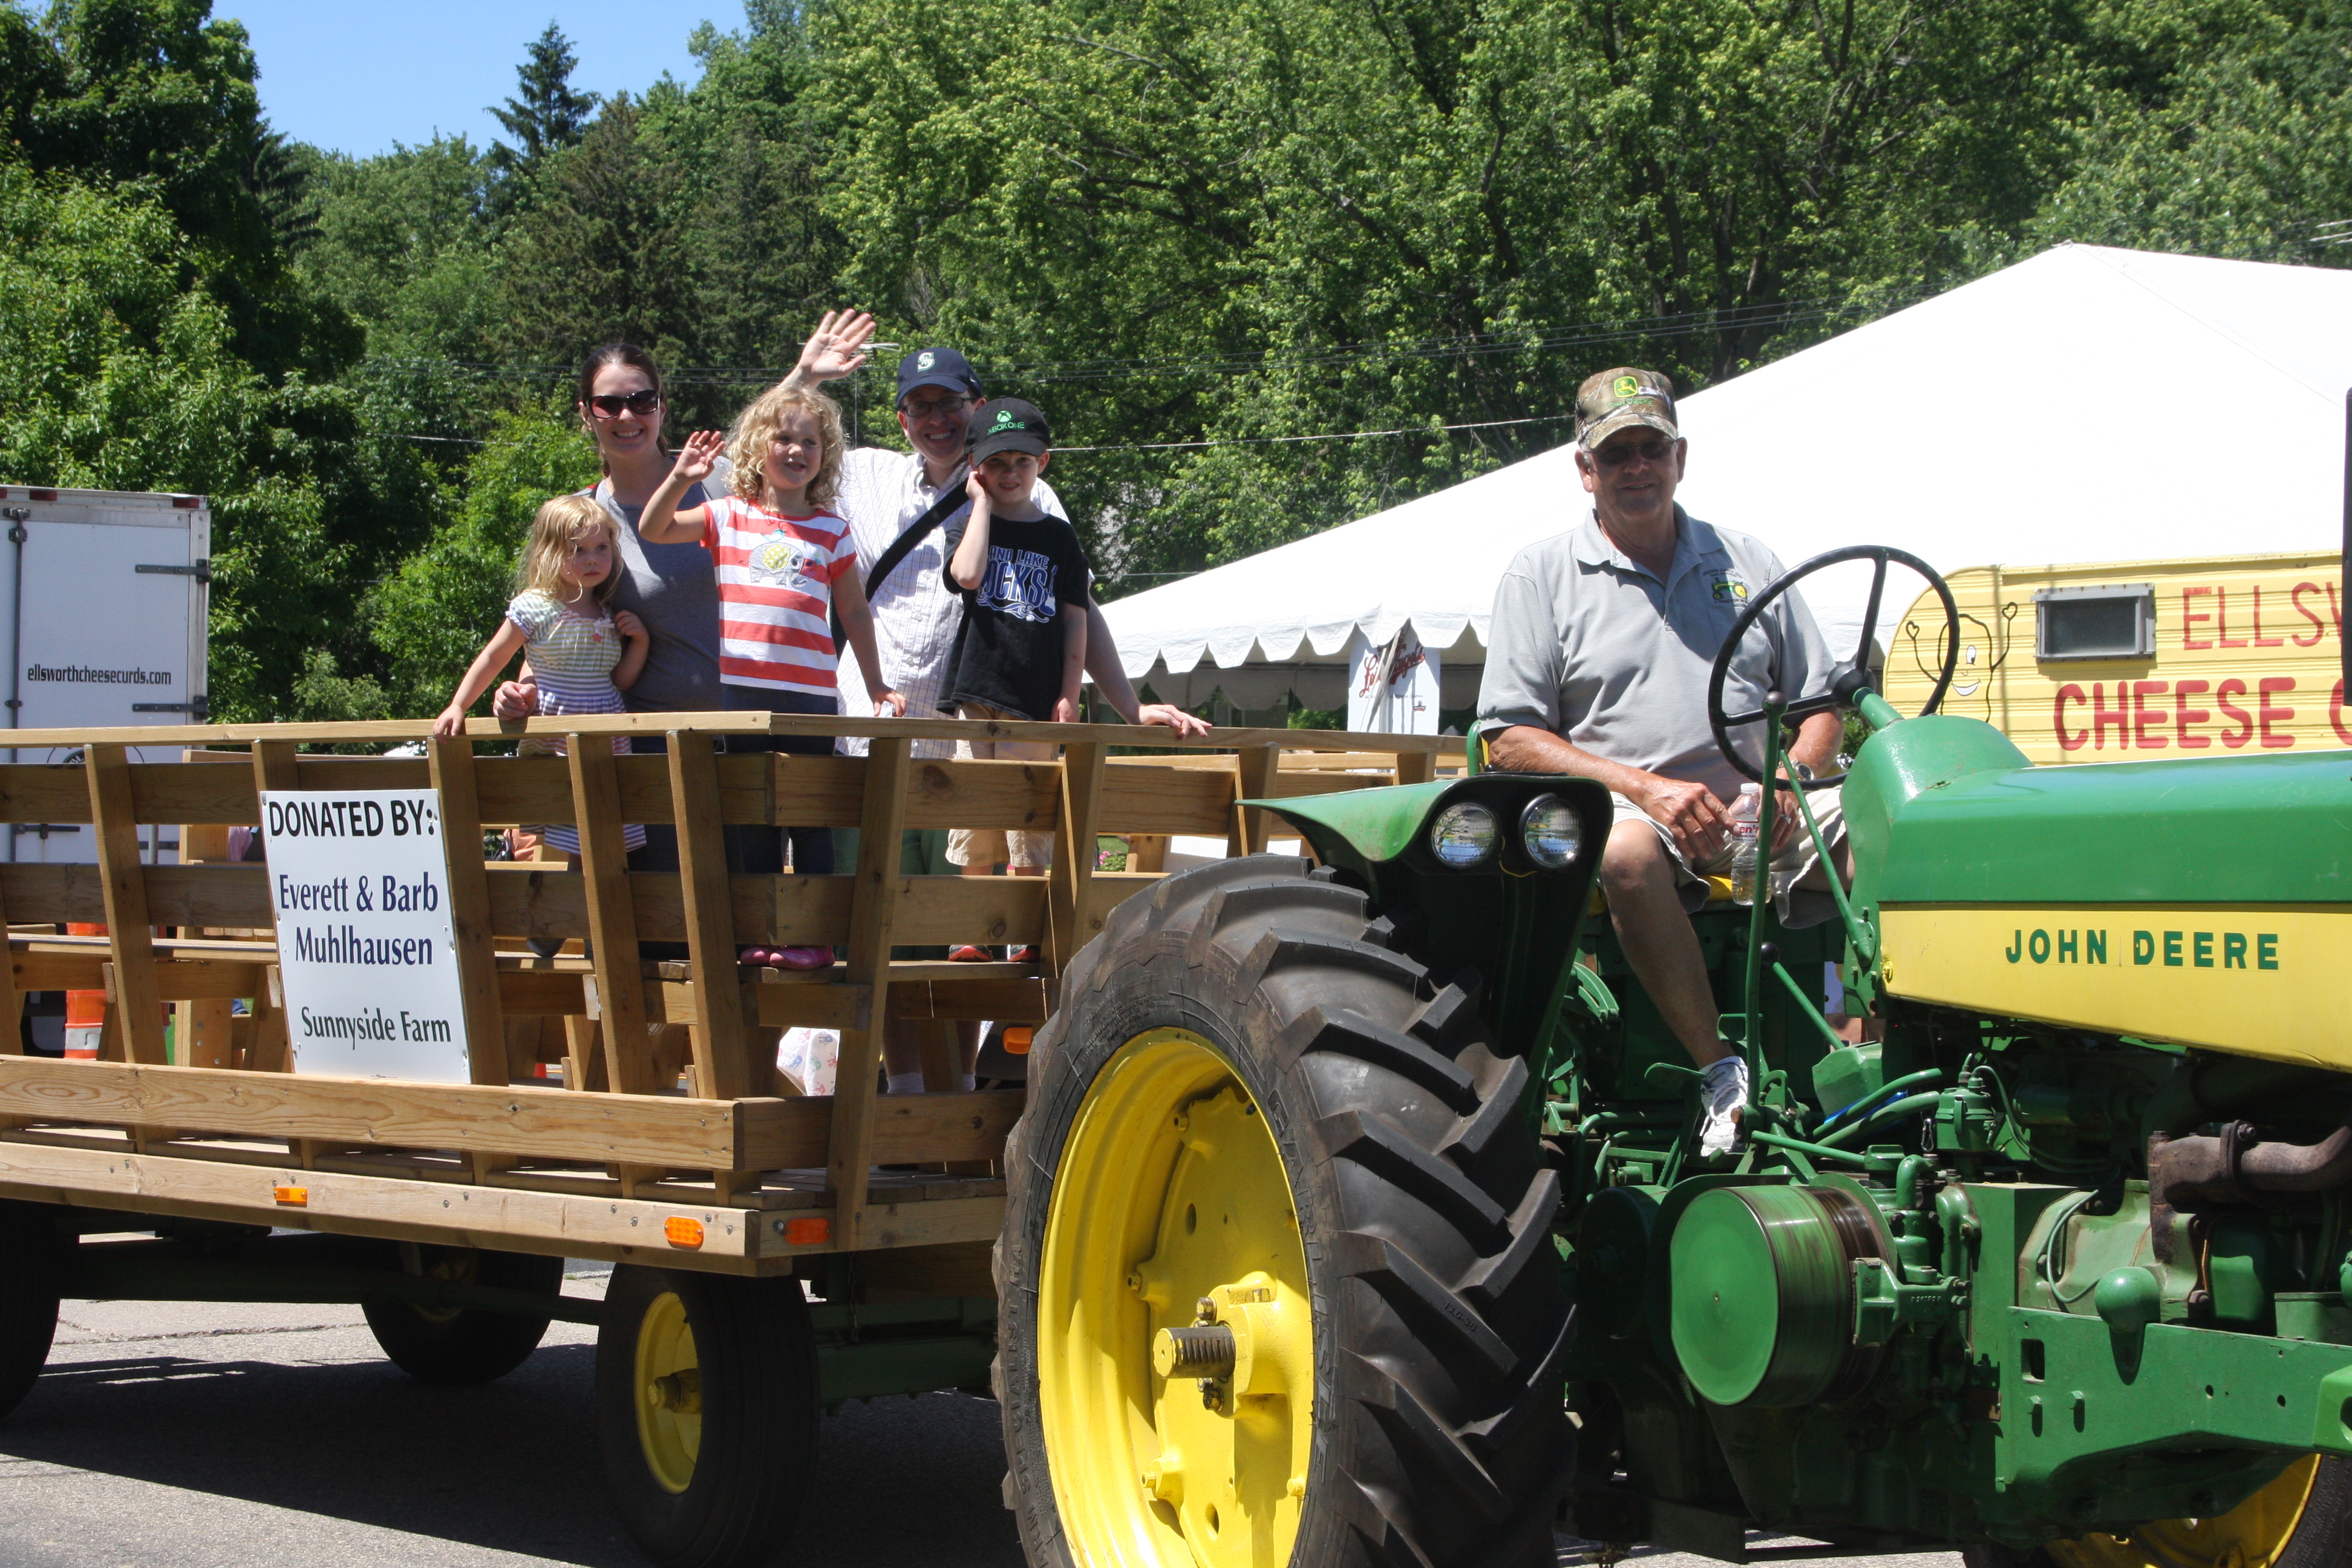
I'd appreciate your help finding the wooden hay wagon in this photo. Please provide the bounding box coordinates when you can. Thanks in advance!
[0,711,1450,1565]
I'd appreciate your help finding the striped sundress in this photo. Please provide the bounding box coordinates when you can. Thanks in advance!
[508,588,648,855]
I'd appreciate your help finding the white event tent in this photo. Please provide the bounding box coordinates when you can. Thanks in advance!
[1101,244,2352,722]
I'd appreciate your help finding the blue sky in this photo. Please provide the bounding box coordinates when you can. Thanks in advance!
[218,2,734,157]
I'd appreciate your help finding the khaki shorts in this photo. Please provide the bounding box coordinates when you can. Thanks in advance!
[1609,784,1846,920]
[946,702,1059,869]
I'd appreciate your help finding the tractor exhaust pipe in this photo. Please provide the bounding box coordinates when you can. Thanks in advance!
[2151,1109,2352,1209]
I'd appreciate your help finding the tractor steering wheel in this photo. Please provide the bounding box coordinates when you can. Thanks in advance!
[1705,544,1959,790]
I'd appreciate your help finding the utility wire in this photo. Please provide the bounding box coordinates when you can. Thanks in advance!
[368,411,1573,457]
[1056,413,1573,452]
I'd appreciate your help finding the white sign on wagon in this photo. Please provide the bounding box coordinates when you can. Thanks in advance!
[260,789,472,1082]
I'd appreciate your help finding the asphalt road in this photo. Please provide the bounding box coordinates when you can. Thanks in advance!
[0,1266,1965,1568]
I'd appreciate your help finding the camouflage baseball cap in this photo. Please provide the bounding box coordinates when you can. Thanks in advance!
[1575,368,1679,451]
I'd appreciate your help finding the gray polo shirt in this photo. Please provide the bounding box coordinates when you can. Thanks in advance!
[1476,507,1835,803]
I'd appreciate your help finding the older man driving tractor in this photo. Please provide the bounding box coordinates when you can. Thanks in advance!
[1477,367,1851,1154]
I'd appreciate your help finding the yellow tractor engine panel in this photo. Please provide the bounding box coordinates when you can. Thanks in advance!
[1878,904,2352,1068]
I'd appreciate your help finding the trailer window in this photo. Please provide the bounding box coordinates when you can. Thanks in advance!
[2033,584,2154,661]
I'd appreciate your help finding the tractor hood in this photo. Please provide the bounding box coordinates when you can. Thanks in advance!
[1848,722,2352,906]
[1848,716,2352,1063]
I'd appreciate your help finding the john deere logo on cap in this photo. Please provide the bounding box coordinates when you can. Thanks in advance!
[918,351,936,371]
[1613,374,1641,400]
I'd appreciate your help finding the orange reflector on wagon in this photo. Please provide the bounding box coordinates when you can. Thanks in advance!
[783,1217,831,1246]
[1004,1027,1034,1055]
[664,1216,705,1249]
[272,1186,308,1206]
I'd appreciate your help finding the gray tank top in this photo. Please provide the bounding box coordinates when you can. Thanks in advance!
[588,462,730,715]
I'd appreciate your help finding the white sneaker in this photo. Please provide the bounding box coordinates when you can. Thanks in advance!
[1698,1054,1749,1158]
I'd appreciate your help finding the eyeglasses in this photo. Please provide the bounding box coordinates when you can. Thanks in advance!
[901,394,972,419]
[587,391,662,418]
[1590,438,1676,469]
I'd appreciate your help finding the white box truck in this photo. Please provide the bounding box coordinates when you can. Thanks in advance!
[0,484,210,866]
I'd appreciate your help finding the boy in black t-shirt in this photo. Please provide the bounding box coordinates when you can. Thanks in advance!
[939,397,1091,926]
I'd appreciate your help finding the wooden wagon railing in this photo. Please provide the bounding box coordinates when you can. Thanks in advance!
[0,714,1454,1279]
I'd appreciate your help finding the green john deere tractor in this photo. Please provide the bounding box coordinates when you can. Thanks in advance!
[994,532,2352,1568]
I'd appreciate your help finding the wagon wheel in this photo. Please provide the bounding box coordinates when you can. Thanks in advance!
[595,1265,820,1568]
[995,856,1573,1568]
[2013,1457,2352,1568]
[0,1201,65,1420]
[362,1244,561,1384]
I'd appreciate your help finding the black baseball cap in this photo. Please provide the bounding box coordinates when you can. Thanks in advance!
[968,397,1051,461]
[896,347,983,402]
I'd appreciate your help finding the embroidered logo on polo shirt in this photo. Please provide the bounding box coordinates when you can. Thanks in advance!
[1711,572,1750,604]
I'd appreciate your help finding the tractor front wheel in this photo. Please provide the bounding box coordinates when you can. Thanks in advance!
[997,856,1573,1568]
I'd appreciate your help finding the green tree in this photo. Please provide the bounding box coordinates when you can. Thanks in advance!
[365,411,600,718]
[643,13,844,422]
[0,162,442,719]
[496,94,699,383]
[2036,0,2352,260]
[7,0,356,379]
[817,0,2089,580]
[488,21,599,211]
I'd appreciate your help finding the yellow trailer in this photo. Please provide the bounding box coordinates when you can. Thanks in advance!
[1880,549,2347,763]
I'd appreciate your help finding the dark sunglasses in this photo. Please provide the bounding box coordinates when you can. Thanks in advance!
[1591,437,1676,468]
[587,390,662,418]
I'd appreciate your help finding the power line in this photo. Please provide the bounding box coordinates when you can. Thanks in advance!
[366,412,1574,459]
[1055,412,1573,453]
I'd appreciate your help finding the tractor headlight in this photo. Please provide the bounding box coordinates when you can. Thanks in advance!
[1428,802,1499,868]
[1519,794,1582,869]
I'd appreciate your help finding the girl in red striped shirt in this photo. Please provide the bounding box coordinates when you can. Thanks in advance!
[642,386,905,970]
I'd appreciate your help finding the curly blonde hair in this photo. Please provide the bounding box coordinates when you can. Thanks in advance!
[725,384,846,513]
[515,494,621,604]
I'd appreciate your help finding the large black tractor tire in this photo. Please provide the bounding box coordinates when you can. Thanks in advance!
[595,1264,820,1568]
[2268,1458,2352,1568]
[1967,1455,2352,1568]
[0,1201,64,1419]
[362,1245,563,1385]
[997,855,1575,1568]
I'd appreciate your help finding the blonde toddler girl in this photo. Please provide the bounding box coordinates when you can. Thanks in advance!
[435,495,650,855]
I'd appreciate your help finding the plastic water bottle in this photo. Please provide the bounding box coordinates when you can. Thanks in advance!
[1727,783,1762,906]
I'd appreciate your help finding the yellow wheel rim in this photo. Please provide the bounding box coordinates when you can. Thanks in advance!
[2045,1457,2321,1568]
[1038,1028,1316,1568]
[634,1289,701,1496]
